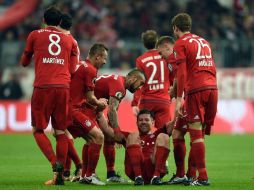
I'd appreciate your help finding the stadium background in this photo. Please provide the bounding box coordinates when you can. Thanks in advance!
[0,0,254,189]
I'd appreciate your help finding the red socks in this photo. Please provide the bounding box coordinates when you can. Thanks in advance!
[192,142,208,180]
[103,141,115,173]
[65,155,71,172]
[153,146,170,176]
[173,139,186,177]
[186,143,196,178]
[82,144,89,177]
[56,134,68,166]
[86,143,102,177]
[189,129,208,180]
[67,139,81,167]
[33,130,56,166]
[126,145,143,177]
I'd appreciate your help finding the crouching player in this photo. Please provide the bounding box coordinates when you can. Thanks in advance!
[98,109,171,185]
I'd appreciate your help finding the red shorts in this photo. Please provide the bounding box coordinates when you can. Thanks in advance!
[186,89,218,134]
[139,99,171,129]
[68,107,98,138]
[125,154,155,184]
[31,87,70,130]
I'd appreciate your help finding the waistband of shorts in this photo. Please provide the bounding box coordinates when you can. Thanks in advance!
[140,98,171,105]
[187,86,217,95]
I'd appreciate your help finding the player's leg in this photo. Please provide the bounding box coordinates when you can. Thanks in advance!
[65,130,82,182]
[168,116,188,184]
[103,137,116,178]
[80,126,105,185]
[126,132,144,185]
[31,88,63,185]
[150,133,170,185]
[186,91,210,186]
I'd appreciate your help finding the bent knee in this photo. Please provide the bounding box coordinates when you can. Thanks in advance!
[172,129,185,140]
[157,133,170,145]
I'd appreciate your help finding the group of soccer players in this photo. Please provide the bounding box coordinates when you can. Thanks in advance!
[20,5,218,187]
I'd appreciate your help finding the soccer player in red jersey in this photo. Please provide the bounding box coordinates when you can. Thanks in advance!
[171,13,218,186]
[56,12,82,182]
[67,43,108,185]
[94,70,145,182]
[20,7,79,185]
[131,30,172,129]
[157,36,190,184]
[98,109,171,185]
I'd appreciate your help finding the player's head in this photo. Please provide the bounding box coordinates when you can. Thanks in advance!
[137,109,154,134]
[43,6,62,26]
[156,36,175,59]
[141,30,158,50]
[126,69,145,93]
[171,13,192,39]
[88,43,108,69]
[59,13,72,31]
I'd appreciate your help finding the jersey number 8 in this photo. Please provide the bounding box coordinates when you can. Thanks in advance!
[48,34,61,56]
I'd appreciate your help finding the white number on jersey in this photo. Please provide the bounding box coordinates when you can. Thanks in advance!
[146,61,165,84]
[189,38,212,60]
[48,34,61,56]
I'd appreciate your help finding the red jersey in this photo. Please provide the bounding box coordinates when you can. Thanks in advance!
[173,33,217,96]
[166,53,178,84]
[94,75,126,101]
[20,26,79,87]
[120,127,167,158]
[70,34,81,73]
[136,49,171,100]
[70,60,97,108]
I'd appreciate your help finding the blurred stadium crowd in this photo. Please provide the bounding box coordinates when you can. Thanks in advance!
[0,0,254,100]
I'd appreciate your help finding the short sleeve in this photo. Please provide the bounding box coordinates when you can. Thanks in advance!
[173,40,186,65]
[136,57,143,70]
[109,78,126,100]
[24,31,35,55]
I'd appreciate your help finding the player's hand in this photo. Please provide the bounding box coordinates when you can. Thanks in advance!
[165,120,175,136]
[97,98,108,112]
[132,106,139,116]
[116,143,123,149]
[175,97,186,118]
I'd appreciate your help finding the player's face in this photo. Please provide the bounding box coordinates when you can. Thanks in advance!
[95,50,108,68]
[128,76,145,93]
[158,43,174,59]
[137,114,153,134]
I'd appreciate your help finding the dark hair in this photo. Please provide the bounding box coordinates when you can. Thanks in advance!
[127,68,145,79]
[141,30,158,50]
[44,6,62,26]
[60,13,72,30]
[156,36,175,48]
[88,43,108,57]
[137,109,154,121]
[171,13,192,32]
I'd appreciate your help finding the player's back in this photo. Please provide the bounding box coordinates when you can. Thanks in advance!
[29,27,76,87]
[175,33,217,94]
[94,74,126,100]
[136,49,170,100]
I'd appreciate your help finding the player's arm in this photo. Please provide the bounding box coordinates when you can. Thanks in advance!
[108,96,120,129]
[86,90,107,111]
[20,32,34,66]
[70,40,79,74]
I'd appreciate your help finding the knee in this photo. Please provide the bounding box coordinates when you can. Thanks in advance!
[94,130,104,144]
[156,133,170,146]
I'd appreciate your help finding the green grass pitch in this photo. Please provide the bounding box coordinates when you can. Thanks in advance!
[0,134,254,190]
